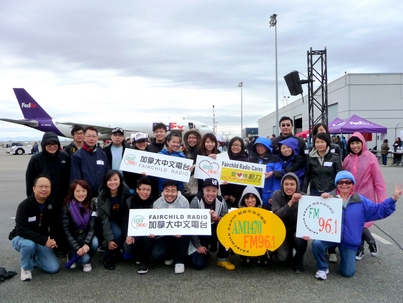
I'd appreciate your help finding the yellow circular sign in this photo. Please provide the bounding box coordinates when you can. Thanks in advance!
[217,207,286,256]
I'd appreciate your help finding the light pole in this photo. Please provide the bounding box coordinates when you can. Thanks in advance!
[212,105,216,134]
[238,82,243,137]
[270,14,278,136]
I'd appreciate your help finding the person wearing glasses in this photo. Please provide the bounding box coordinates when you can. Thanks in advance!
[25,131,71,258]
[11,175,60,281]
[271,116,307,160]
[310,170,401,280]
[63,124,84,156]
[120,177,155,274]
[70,126,110,197]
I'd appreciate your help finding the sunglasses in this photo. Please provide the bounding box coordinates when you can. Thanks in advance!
[281,123,291,127]
[337,180,353,185]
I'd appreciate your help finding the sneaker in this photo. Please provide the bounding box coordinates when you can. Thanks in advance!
[240,256,250,265]
[138,263,149,274]
[217,260,236,270]
[328,253,337,263]
[369,241,378,257]
[356,249,365,261]
[83,264,92,272]
[164,259,174,266]
[315,269,329,280]
[293,266,305,274]
[20,268,32,281]
[174,263,185,274]
[103,258,115,270]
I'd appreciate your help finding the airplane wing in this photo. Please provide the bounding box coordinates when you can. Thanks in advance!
[57,121,144,138]
[0,118,38,127]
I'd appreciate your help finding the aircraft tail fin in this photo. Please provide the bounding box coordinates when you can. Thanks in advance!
[13,88,52,120]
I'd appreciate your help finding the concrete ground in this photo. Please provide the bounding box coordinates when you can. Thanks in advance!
[0,148,402,303]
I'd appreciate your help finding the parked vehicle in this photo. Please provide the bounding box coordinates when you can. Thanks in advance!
[8,144,32,155]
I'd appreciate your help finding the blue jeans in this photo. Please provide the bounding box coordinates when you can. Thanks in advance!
[68,236,99,264]
[312,240,356,277]
[382,155,387,165]
[12,236,60,273]
[104,221,123,260]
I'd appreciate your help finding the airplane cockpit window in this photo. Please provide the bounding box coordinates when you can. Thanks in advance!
[188,122,194,129]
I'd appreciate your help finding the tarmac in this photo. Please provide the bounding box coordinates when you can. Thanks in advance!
[0,148,402,303]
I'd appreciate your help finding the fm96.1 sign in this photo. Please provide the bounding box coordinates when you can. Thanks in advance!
[296,196,342,243]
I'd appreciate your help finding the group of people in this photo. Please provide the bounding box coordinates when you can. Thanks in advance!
[10,117,400,282]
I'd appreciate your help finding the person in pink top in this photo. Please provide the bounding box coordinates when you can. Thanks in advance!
[343,132,387,260]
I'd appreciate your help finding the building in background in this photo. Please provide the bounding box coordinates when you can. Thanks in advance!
[259,73,403,146]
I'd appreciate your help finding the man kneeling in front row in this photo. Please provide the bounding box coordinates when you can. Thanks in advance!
[11,175,60,281]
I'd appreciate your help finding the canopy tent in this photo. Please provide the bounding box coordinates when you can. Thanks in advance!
[328,114,387,134]
[328,117,344,129]
[295,129,309,138]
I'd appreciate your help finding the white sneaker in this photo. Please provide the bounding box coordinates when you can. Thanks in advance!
[164,259,174,266]
[315,269,330,280]
[21,268,32,281]
[174,263,185,274]
[83,264,92,272]
[328,253,337,263]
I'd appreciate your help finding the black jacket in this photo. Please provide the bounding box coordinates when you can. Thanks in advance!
[15,195,58,246]
[120,193,154,237]
[302,148,342,193]
[25,132,70,206]
[61,202,97,251]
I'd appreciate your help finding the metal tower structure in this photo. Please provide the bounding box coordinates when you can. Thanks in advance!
[307,47,328,135]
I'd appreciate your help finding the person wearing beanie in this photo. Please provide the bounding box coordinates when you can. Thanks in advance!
[309,170,402,280]
[189,178,236,271]
[302,132,342,196]
[343,132,387,261]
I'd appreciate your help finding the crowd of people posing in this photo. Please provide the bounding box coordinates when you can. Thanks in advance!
[10,116,401,282]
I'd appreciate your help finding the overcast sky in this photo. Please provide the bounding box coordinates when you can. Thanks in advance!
[1,0,402,139]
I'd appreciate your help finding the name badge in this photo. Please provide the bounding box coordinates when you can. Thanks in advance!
[330,149,335,153]
[97,160,104,165]
[323,161,333,167]
[91,211,97,217]
[28,216,36,222]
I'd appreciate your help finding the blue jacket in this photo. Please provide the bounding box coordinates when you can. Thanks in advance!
[70,147,110,197]
[157,147,186,192]
[249,137,282,208]
[329,189,396,250]
[274,137,305,185]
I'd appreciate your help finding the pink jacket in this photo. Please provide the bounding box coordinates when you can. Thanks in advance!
[343,132,387,227]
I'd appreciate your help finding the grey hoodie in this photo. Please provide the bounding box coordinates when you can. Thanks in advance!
[238,186,263,208]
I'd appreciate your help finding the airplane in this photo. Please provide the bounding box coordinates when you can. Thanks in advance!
[1,88,214,140]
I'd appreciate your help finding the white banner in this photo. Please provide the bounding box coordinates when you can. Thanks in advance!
[128,208,212,236]
[119,149,193,182]
[296,196,342,242]
[194,155,266,188]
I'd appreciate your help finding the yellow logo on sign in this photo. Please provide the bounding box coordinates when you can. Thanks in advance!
[217,208,286,256]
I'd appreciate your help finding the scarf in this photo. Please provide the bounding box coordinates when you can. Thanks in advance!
[82,141,95,153]
[69,199,90,230]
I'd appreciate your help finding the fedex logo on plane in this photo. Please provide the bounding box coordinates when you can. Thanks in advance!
[21,102,37,108]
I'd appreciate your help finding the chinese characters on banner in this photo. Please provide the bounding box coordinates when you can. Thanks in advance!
[194,155,266,188]
[296,196,342,242]
[128,209,212,236]
[119,149,193,182]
